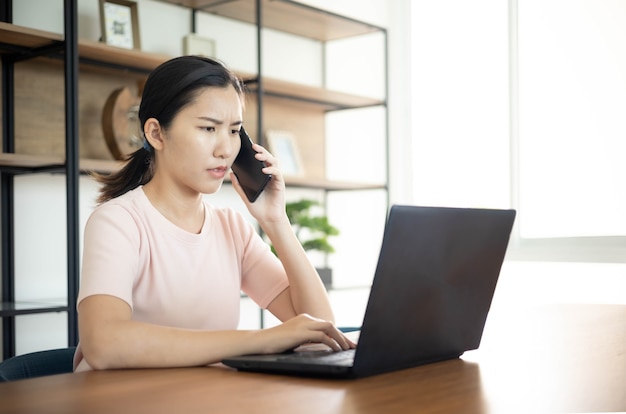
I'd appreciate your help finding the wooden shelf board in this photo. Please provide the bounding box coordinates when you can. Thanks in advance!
[247,77,385,110]
[0,23,167,71]
[0,22,62,50]
[0,154,123,175]
[158,0,383,41]
[78,40,170,73]
[0,153,63,167]
[0,153,64,172]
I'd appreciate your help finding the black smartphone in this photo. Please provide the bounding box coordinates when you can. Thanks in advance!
[231,127,272,202]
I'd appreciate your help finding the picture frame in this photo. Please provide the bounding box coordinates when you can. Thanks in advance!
[266,130,305,177]
[99,0,141,50]
[183,33,216,57]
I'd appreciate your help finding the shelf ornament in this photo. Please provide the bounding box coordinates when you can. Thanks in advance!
[102,86,142,160]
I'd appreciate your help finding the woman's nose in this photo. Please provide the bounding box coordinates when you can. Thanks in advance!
[214,132,236,159]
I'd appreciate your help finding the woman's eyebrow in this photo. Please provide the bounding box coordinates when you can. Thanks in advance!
[197,116,222,124]
[197,116,242,127]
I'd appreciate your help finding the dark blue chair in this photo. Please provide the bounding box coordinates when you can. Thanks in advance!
[0,347,76,382]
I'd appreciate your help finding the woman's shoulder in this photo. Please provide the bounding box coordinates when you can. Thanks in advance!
[88,188,147,224]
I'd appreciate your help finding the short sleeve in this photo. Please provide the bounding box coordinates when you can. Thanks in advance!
[77,204,141,309]
[220,210,289,309]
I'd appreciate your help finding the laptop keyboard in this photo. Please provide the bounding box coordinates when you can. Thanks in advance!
[277,349,356,366]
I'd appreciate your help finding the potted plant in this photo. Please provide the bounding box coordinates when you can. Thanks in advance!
[271,199,339,287]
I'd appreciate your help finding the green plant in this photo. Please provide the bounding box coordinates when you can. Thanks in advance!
[272,199,339,256]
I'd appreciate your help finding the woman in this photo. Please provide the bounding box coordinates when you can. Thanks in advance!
[74,56,354,371]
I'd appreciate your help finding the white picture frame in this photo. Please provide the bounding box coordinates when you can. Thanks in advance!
[266,130,305,177]
[99,0,141,50]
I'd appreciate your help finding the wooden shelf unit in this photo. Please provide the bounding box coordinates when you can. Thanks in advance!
[0,0,388,356]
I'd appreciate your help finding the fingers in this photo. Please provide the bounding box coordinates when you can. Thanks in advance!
[326,326,357,351]
[264,315,356,354]
[252,144,279,174]
[300,316,356,352]
[251,143,270,158]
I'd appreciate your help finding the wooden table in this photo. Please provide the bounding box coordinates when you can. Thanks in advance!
[0,304,624,414]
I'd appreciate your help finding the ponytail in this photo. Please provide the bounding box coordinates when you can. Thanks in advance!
[94,147,154,204]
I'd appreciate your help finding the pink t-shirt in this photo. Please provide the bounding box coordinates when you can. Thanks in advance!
[74,187,289,371]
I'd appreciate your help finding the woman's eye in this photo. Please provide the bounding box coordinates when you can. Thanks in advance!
[232,129,241,135]
[203,126,216,132]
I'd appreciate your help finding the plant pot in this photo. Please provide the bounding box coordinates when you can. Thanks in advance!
[316,267,333,289]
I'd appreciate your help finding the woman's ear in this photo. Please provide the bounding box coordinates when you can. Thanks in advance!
[144,118,165,151]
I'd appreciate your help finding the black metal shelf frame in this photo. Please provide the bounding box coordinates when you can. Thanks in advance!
[0,301,68,318]
[0,0,80,360]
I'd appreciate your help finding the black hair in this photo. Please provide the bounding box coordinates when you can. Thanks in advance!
[95,55,244,204]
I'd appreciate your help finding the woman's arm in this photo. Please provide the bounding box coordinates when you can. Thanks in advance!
[79,295,255,369]
[79,294,350,370]
[262,217,335,323]
[231,143,335,323]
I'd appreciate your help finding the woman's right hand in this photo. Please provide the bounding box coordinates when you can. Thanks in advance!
[258,314,356,354]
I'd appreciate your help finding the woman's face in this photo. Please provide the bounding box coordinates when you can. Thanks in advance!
[158,85,243,196]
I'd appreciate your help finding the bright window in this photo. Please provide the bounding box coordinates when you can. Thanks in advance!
[517,0,626,238]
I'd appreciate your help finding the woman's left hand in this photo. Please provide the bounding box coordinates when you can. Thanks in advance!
[230,143,287,225]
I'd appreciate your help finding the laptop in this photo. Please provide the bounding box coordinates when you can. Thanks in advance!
[222,205,516,378]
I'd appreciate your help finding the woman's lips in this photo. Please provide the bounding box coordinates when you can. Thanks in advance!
[208,166,228,179]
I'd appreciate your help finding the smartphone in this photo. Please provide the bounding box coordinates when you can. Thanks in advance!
[231,127,272,202]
